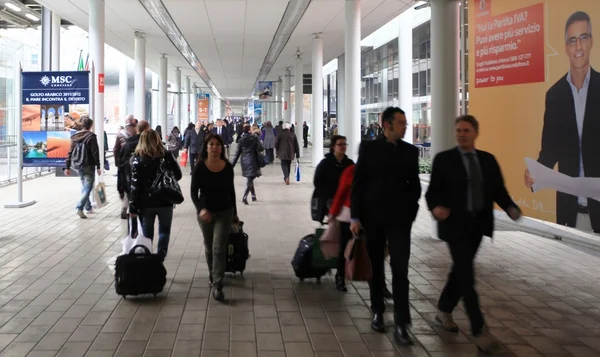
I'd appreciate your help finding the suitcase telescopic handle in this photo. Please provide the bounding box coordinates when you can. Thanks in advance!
[128,245,151,255]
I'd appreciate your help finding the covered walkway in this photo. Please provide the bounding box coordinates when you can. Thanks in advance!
[0,150,599,357]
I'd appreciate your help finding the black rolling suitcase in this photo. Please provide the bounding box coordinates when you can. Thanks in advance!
[226,222,250,275]
[291,235,329,283]
[115,245,167,298]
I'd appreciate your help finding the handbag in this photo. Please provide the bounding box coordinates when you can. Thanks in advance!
[344,237,372,282]
[180,151,188,167]
[93,182,107,208]
[311,227,338,269]
[319,219,340,260]
[150,157,184,204]
[310,189,326,223]
[295,160,301,181]
[257,150,267,168]
[121,217,153,255]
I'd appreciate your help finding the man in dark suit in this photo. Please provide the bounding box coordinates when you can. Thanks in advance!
[302,121,309,148]
[525,11,599,233]
[212,119,232,157]
[183,121,205,174]
[350,107,421,345]
[426,115,521,353]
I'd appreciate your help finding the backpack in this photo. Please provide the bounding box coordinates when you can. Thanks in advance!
[71,134,93,170]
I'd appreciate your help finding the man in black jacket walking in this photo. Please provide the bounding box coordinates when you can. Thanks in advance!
[426,115,521,353]
[350,107,421,345]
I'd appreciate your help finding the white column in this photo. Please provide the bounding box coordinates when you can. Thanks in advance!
[174,68,182,130]
[151,72,159,127]
[191,84,198,124]
[119,56,128,124]
[134,32,146,122]
[337,54,345,136]
[159,55,168,133]
[277,77,283,121]
[312,34,324,167]
[284,68,292,124]
[184,76,191,125]
[430,0,460,157]
[41,7,51,71]
[89,0,105,178]
[430,0,460,239]
[51,13,60,70]
[398,8,414,144]
[345,0,361,161]
[295,53,304,158]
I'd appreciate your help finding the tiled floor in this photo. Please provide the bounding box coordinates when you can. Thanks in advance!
[0,147,599,356]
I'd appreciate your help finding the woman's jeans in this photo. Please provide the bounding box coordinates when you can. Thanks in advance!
[244,177,256,199]
[198,208,234,288]
[76,166,95,211]
[266,148,274,164]
[280,160,292,180]
[336,221,353,279]
[140,206,174,261]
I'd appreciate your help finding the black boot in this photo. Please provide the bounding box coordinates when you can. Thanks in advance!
[242,196,249,205]
[335,274,347,292]
[251,195,257,202]
[393,325,413,345]
[213,285,224,302]
[371,313,385,333]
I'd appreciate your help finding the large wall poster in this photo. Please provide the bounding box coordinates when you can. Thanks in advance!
[469,0,600,233]
[21,71,90,167]
[197,93,210,124]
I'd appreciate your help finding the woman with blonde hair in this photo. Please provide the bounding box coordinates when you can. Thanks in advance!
[129,129,182,261]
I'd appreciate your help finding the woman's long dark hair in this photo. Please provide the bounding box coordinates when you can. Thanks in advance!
[200,133,227,161]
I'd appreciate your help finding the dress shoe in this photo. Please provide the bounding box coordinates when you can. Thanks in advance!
[252,196,257,202]
[335,274,347,292]
[242,198,249,205]
[285,178,290,185]
[474,327,499,353]
[435,310,459,332]
[383,286,393,299]
[370,313,385,333]
[393,325,413,345]
[212,286,224,302]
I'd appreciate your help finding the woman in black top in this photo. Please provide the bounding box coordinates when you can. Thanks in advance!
[191,133,237,302]
[129,129,183,261]
[232,124,263,205]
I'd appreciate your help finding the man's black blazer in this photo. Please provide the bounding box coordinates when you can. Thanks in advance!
[351,137,421,227]
[425,148,518,241]
[212,127,232,145]
[538,67,600,232]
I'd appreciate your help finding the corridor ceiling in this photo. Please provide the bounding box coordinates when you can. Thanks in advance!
[33,0,415,109]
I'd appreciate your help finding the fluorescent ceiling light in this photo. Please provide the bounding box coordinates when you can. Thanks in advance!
[248,0,311,100]
[25,13,38,21]
[139,0,221,99]
[5,2,20,12]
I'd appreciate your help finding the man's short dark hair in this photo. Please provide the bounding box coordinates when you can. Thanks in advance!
[565,11,592,43]
[381,107,405,127]
[81,115,93,130]
[455,115,479,132]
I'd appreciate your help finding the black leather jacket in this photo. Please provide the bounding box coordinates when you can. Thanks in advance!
[129,151,182,214]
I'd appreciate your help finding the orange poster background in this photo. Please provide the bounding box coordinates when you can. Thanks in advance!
[469,0,600,224]
[198,98,209,122]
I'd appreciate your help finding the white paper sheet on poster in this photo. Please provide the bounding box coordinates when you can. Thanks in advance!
[524,157,600,202]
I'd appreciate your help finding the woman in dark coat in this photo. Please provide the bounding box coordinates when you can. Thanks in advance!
[232,124,263,205]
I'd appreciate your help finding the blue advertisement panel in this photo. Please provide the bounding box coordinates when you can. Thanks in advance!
[22,71,90,167]
[253,101,262,125]
[257,81,273,100]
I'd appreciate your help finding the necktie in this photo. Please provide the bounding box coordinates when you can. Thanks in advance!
[466,153,484,211]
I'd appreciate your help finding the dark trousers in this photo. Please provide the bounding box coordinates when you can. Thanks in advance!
[266,148,275,164]
[189,153,198,172]
[438,218,485,336]
[365,221,412,326]
[303,136,308,148]
[139,206,174,260]
[243,177,256,199]
[336,222,353,279]
[281,159,292,180]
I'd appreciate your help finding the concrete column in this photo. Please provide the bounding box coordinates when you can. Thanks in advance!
[312,33,324,167]
[294,52,304,158]
[89,0,105,178]
[151,72,159,127]
[337,54,345,136]
[398,8,414,144]
[119,56,128,124]
[430,0,460,157]
[174,68,182,130]
[284,68,291,124]
[191,84,198,124]
[184,76,191,125]
[277,77,283,121]
[159,55,168,134]
[345,0,361,161]
[51,13,60,70]
[41,7,51,71]
[134,32,146,122]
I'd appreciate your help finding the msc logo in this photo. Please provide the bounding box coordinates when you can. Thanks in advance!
[39,75,78,87]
